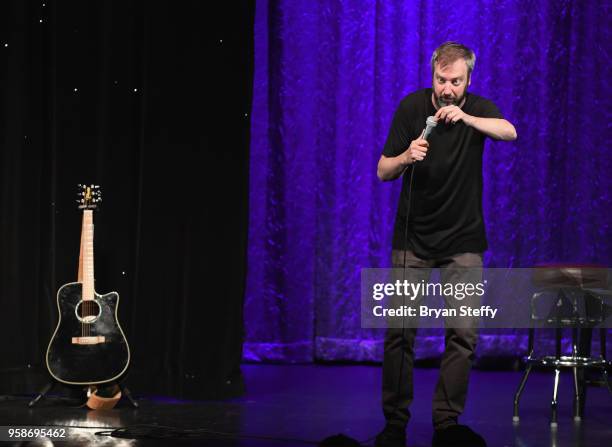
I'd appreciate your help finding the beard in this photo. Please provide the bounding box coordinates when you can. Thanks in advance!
[434,85,468,108]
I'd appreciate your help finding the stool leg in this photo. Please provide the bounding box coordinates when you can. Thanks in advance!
[119,384,139,408]
[551,328,562,427]
[572,365,581,421]
[551,367,561,427]
[602,369,612,396]
[513,364,532,422]
[600,329,612,396]
[513,328,535,422]
[572,328,582,422]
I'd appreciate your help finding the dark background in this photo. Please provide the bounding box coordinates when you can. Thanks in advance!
[0,0,253,398]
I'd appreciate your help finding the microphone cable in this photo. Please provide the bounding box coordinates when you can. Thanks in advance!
[388,125,424,437]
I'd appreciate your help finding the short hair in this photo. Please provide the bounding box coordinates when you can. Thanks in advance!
[430,41,476,78]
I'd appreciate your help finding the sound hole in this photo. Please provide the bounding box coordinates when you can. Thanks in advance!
[75,300,101,323]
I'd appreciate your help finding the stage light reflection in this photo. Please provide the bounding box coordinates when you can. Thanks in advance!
[32,415,136,446]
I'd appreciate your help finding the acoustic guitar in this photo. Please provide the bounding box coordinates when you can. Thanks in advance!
[46,184,130,385]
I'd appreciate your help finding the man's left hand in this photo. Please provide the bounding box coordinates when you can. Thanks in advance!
[435,105,472,125]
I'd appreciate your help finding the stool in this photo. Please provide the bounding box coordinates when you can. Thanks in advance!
[512,265,612,427]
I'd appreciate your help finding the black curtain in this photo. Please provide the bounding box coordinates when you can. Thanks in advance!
[0,0,253,399]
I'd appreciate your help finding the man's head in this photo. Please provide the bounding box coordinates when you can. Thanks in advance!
[430,42,475,108]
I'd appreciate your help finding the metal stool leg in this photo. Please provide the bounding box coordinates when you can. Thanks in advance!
[551,328,562,427]
[572,328,582,421]
[29,381,55,407]
[601,369,612,396]
[119,384,139,408]
[513,364,532,422]
[601,328,607,361]
[513,328,535,422]
[600,329,612,396]
[551,367,561,427]
[572,366,582,421]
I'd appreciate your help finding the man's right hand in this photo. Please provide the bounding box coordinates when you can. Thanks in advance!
[403,138,429,164]
[377,138,429,181]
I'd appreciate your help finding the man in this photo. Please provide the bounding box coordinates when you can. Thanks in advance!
[375,42,517,447]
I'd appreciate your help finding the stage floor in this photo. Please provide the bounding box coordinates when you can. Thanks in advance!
[1,364,611,446]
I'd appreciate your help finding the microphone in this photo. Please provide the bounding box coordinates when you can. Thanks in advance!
[422,116,438,140]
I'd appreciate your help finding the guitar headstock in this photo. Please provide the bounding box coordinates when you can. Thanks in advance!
[77,184,102,210]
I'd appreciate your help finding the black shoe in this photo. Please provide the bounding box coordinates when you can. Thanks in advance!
[375,424,406,447]
[432,424,486,447]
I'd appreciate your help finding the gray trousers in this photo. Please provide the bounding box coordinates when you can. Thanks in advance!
[382,250,482,429]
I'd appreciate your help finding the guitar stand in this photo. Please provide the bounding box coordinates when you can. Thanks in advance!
[29,380,138,409]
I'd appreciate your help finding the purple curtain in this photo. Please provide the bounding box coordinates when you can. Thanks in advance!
[244,0,612,362]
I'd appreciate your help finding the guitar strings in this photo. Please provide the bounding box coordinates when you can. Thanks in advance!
[79,202,98,339]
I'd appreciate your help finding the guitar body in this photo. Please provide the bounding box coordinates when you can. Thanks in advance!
[46,282,130,385]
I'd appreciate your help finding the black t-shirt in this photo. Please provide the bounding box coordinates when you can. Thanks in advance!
[382,88,503,259]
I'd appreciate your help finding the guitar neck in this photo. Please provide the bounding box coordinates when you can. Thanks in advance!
[80,210,95,300]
